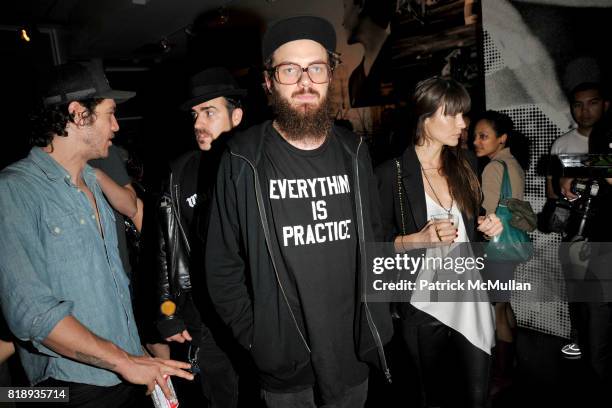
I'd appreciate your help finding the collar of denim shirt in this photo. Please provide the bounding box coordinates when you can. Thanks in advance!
[30,147,97,188]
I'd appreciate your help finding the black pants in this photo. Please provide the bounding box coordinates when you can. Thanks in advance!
[560,240,612,398]
[574,302,612,383]
[261,379,368,408]
[189,323,239,408]
[575,242,612,388]
[30,378,144,408]
[178,296,239,408]
[559,238,592,345]
[399,304,490,408]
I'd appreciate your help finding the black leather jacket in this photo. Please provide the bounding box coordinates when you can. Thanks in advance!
[155,151,200,337]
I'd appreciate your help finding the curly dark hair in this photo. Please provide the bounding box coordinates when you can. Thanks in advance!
[29,98,105,147]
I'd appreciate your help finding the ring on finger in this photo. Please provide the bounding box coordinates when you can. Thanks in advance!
[435,228,442,241]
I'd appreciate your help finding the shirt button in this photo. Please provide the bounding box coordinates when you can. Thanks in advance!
[54,227,61,234]
[80,219,85,224]
[91,215,96,219]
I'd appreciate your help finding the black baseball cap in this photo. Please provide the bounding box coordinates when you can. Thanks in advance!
[42,60,135,106]
[261,15,336,62]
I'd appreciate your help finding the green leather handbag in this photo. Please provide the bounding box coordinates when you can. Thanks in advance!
[485,161,534,262]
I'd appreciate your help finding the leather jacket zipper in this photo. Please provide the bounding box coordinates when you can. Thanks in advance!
[159,194,177,284]
[169,173,191,254]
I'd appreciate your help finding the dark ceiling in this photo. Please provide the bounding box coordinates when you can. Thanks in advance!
[4,0,244,60]
[0,0,350,169]
[1,0,342,63]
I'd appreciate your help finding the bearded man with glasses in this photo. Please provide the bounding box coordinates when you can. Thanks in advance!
[205,15,392,408]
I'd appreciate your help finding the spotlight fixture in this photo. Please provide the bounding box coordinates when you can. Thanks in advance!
[217,6,229,25]
[159,38,172,53]
[184,24,195,37]
[20,28,31,42]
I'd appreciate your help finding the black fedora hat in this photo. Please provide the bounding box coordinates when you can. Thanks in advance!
[42,60,135,106]
[180,67,247,111]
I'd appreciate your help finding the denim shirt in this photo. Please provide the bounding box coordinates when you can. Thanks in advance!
[0,148,142,386]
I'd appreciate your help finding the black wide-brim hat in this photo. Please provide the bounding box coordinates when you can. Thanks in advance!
[262,15,336,61]
[180,67,247,111]
[42,60,135,106]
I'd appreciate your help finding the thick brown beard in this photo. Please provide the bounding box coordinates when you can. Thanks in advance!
[271,84,333,142]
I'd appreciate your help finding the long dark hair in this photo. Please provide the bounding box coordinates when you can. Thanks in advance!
[412,76,481,218]
[474,110,530,170]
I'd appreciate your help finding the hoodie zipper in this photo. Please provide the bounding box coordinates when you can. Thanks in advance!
[230,151,312,354]
[353,138,392,384]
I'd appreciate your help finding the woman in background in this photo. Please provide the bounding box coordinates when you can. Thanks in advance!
[377,76,503,408]
[473,110,527,396]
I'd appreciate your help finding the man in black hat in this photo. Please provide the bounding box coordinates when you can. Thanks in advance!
[206,16,392,407]
[154,67,245,408]
[0,62,193,407]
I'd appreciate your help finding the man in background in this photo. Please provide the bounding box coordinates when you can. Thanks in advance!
[343,0,396,107]
[154,67,245,407]
[548,82,609,200]
[547,82,611,389]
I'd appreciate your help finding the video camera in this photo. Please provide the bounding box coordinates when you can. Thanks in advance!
[570,178,600,199]
[552,154,612,239]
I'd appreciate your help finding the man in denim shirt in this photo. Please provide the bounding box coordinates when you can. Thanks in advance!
[0,62,193,407]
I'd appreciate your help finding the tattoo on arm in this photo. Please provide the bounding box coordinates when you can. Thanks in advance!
[75,352,117,370]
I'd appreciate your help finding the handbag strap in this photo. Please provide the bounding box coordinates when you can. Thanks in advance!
[492,159,512,200]
[395,159,407,235]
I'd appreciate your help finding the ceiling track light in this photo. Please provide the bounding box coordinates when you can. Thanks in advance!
[159,38,172,53]
[20,28,31,42]
[217,6,229,25]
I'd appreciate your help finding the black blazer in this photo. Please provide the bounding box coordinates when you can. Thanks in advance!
[375,144,477,243]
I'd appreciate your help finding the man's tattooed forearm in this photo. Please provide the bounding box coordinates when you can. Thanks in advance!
[75,352,116,370]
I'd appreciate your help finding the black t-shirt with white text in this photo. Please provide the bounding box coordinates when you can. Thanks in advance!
[177,150,220,247]
[263,125,368,401]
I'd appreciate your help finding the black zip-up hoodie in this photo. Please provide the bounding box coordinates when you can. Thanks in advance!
[205,121,393,397]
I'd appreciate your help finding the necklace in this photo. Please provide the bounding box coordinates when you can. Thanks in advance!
[421,164,453,214]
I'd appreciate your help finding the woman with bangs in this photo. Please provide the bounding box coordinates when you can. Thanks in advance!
[376,76,503,407]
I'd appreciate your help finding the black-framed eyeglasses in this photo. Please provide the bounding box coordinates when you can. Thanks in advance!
[268,63,332,85]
